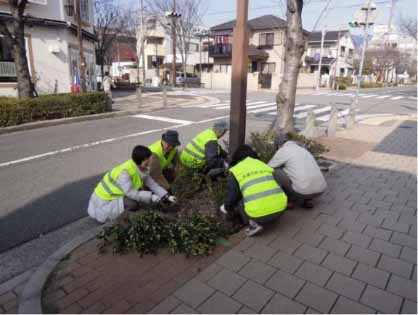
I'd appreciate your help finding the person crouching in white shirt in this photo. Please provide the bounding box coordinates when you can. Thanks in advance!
[268,133,327,209]
[88,145,177,223]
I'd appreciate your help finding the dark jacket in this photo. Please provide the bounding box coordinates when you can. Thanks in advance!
[224,174,242,211]
[205,140,228,170]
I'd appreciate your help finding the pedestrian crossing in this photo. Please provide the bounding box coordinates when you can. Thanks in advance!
[311,92,417,101]
[197,99,354,123]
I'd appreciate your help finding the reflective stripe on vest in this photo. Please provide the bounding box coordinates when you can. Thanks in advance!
[230,157,287,218]
[149,140,177,170]
[95,159,143,201]
[180,129,218,168]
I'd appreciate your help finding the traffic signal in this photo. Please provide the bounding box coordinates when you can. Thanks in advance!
[165,11,181,18]
[349,21,360,28]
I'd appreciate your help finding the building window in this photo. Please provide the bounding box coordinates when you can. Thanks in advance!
[147,37,163,45]
[213,64,231,73]
[80,0,90,23]
[261,62,276,74]
[340,46,346,57]
[339,68,345,76]
[147,19,157,30]
[348,48,354,58]
[69,47,96,91]
[147,55,164,69]
[259,33,274,47]
[186,42,199,52]
[0,36,16,82]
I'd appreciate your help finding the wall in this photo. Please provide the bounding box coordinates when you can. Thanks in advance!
[0,86,17,97]
[0,0,62,21]
[201,72,259,91]
[297,73,316,89]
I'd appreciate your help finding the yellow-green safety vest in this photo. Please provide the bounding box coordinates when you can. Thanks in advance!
[230,157,287,218]
[149,140,177,171]
[94,159,142,201]
[180,129,218,168]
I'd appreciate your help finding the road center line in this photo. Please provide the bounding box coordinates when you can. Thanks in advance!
[0,115,230,168]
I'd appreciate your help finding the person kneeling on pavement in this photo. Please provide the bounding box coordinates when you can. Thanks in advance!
[148,130,181,191]
[220,145,288,236]
[268,133,327,209]
[180,120,229,178]
[88,145,177,223]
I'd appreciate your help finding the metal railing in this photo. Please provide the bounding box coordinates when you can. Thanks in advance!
[0,61,17,77]
[208,43,232,57]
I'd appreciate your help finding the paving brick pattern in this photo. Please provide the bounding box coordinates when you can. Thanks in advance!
[152,121,417,314]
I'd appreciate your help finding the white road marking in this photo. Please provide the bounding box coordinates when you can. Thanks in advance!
[409,96,417,100]
[214,101,266,110]
[132,114,193,125]
[243,102,276,110]
[376,95,390,99]
[361,94,378,98]
[248,106,277,114]
[266,105,316,116]
[391,96,404,100]
[294,106,332,119]
[198,99,257,108]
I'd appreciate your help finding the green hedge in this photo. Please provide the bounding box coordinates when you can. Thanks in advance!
[0,92,111,127]
[360,82,384,89]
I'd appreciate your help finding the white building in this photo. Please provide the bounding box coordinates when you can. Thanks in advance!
[369,24,417,53]
[304,30,356,87]
[0,0,96,97]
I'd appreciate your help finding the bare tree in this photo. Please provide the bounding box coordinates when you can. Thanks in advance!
[399,15,417,40]
[0,0,33,98]
[367,47,400,82]
[274,0,306,133]
[147,0,207,83]
[94,0,126,80]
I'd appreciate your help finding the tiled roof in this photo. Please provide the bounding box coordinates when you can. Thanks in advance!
[211,14,287,32]
[308,30,349,42]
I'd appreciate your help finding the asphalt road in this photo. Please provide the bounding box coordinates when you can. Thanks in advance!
[0,85,416,279]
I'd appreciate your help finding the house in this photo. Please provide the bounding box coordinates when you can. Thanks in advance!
[0,0,96,97]
[203,15,287,90]
[304,30,355,87]
[138,15,210,85]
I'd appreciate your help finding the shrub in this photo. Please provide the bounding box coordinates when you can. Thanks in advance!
[0,92,111,127]
[338,84,347,90]
[97,211,228,257]
[360,82,384,89]
[248,130,329,162]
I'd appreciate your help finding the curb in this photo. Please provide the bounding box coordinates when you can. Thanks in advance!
[18,225,104,314]
[0,96,208,136]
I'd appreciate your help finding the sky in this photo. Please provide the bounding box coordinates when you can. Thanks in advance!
[124,0,417,34]
[201,0,417,33]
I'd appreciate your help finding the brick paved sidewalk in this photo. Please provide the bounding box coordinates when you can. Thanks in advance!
[152,119,417,314]
[5,119,416,314]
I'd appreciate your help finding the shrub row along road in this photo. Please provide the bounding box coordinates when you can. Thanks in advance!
[0,85,416,281]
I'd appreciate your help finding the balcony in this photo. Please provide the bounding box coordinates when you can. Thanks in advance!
[208,43,232,58]
[0,61,16,77]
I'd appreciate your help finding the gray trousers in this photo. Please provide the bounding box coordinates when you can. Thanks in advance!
[238,201,283,226]
[124,197,139,212]
[273,168,322,202]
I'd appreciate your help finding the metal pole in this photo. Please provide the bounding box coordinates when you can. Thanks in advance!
[333,31,341,89]
[316,28,326,91]
[76,0,87,92]
[199,35,202,79]
[140,0,146,86]
[229,0,249,155]
[353,0,372,111]
[171,0,176,86]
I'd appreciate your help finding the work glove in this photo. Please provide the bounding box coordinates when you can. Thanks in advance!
[151,194,161,204]
[161,194,177,205]
[223,160,230,169]
[219,204,227,214]
[167,195,177,204]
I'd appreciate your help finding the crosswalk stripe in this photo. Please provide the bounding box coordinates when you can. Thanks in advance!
[376,95,390,99]
[214,101,266,110]
[361,94,378,98]
[249,106,277,114]
[294,106,332,119]
[267,105,317,116]
[391,96,404,100]
[316,109,348,121]
[409,96,417,100]
[244,102,276,110]
[132,114,193,125]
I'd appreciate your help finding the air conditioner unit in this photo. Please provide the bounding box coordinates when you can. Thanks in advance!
[49,45,60,54]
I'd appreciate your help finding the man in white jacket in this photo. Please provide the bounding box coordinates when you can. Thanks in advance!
[88,145,176,223]
[268,133,327,209]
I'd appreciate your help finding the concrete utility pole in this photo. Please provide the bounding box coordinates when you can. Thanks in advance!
[171,0,176,86]
[229,0,249,155]
[140,0,146,85]
[352,0,375,111]
[315,0,333,91]
[316,27,326,90]
[75,0,87,92]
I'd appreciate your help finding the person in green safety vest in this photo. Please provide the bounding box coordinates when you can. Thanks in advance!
[87,145,177,223]
[220,145,288,236]
[148,130,181,191]
[180,120,229,177]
